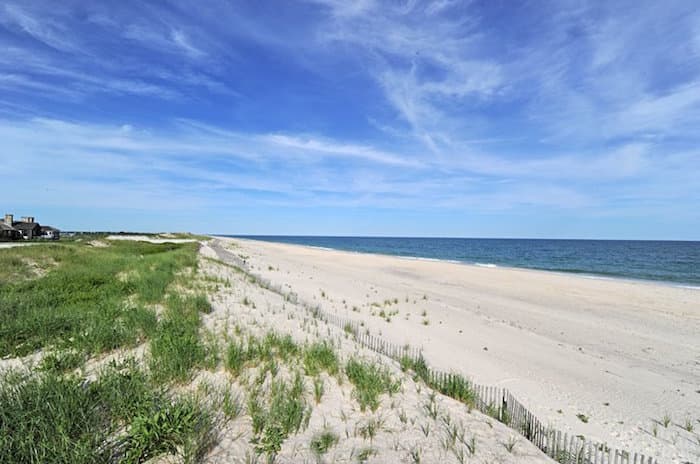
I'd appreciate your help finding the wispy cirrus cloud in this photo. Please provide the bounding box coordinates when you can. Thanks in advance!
[2,117,696,216]
[0,3,77,51]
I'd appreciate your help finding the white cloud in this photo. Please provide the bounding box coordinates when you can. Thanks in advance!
[310,0,502,151]
[1,1,698,228]
[605,83,700,137]
[263,134,425,167]
[0,4,76,51]
[170,29,206,58]
[2,116,695,217]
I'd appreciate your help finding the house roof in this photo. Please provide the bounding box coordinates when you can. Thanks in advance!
[13,222,40,231]
[0,222,17,231]
[41,226,59,232]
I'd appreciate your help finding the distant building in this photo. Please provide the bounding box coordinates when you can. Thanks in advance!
[1,221,21,241]
[2,213,60,241]
[40,226,60,240]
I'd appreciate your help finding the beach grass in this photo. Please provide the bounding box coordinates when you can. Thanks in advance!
[149,293,210,383]
[0,359,216,464]
[0,239,225,463]
[303,341,339,376]
[249,371,311,458]
[346,358,400,412]
[310,429,339,456]
[0,240,198,358]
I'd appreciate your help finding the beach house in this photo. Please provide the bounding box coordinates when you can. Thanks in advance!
[40,226,60,240]
[2,214,60,241]
[13,217,42,240]
[1,221,21,241]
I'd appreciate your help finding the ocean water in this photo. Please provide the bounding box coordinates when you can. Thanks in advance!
[228,236,700,287]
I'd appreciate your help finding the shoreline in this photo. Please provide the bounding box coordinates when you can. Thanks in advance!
[215,235,700,291]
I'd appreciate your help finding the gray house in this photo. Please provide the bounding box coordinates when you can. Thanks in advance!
[2,214,60,241]
[0,221,20,241]
[13,216,42,240]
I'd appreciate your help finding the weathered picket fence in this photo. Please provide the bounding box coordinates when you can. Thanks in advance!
[211,242,660,464]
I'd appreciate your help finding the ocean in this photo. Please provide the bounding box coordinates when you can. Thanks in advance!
[227,236,700,287]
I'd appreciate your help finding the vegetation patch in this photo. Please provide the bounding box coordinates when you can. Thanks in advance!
[149,294,210,383]
[249,371,311,458]
[0,359,215,464]
[0,240,198,357]
[346,358,400,412]
[310,429,339,456]
[303,341,339,376]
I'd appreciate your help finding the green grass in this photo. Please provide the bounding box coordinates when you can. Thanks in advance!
[249,371,311,459]
[345,358,400,412]
[433,373,476,407]
[169,232,211,241]
[122,396,215,463]
[226,334,339,382]
[0,240,198,357]
[310,429,339,456]
[38,349,86,373]
[225,331,302,378]
[226,340,248,377]
[0,237,221,463]
[0,359,215,464]
[400,355,476,408]
[313,376,325,403]
[303,341,339,376]
[399,355,429,383]
[149,294,210,383]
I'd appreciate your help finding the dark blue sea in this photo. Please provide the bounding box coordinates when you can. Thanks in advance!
[226,236,700,287]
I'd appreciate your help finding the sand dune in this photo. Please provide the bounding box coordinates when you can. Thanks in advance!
[217,237,700,463]
[199,241,553,463]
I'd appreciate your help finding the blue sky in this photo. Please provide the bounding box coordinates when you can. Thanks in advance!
[1,0,699,239]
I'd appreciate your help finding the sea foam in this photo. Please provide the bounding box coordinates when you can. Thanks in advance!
[475,262,497,268]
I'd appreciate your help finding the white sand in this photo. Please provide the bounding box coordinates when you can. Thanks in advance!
[0,242,41,249]
[106,235,197,243]
[215,237,700,463]
[197,242,553,463]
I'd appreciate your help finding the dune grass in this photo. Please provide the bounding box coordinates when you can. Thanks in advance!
[346,358,401,412]
[149,294,211,383]
[249,371,311,459]
[303,341,339,376]
[310,429,339,456]
[0,359,215,464]
[226,331,301,378]
[0,240,198,357]
[0,239,219,463]
[225,332,341,381]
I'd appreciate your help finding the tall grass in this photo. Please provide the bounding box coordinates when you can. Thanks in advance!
[346,358,400,412]
[149,294,210,383]
[249,372,311,459]
[0,238,220,463]
[226,331,301,378]
[0,241,198,357]
[303,342,339,376]
[400,355,476,408]
[0,360,215,464]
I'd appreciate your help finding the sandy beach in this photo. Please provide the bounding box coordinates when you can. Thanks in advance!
[218,237,700,463]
